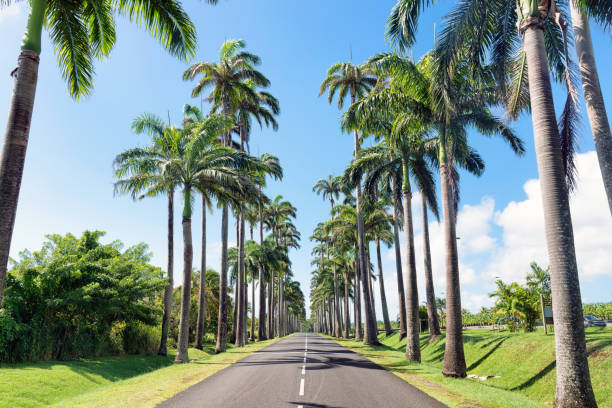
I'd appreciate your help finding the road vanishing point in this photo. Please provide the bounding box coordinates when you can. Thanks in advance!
[157,333,447,408]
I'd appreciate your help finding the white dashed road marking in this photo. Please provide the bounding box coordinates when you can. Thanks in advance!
[299,377,305,396]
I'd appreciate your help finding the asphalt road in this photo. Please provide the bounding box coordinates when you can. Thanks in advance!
[157,333,447,408]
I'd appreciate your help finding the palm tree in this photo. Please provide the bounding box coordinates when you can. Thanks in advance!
[113,114,178,356]
[347,51,522,374]
[0,0,209,306]
[403,0,599,401]
[183,39,270,353]
[569,1,612,215]
[320,62,379,345]
[313,175,343,337]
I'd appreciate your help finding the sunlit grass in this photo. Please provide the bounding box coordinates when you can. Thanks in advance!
[330,327,611,408]
[0,336,285,408]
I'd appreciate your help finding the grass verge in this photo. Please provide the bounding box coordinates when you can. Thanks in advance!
[328,327,611,408]
[0,336,286,408]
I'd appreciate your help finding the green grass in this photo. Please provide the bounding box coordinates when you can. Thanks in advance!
[329,327,611,408]
[0,336,286,408]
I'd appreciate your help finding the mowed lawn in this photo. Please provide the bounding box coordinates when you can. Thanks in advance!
[0,337,283,408]
[332,327,611,408]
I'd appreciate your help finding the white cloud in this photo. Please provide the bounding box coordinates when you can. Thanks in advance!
[374,151,611,315]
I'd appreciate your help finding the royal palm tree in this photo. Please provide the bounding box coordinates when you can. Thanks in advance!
[0,0,210,306]
[570,1,612,214]
[313,175,343,337]
[399,1,600,401]
[320,62,379,345]
[113,114,178,356]
[347,51,522,374]
[183,39,270,353]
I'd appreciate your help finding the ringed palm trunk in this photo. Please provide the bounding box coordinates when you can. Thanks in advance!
[258,201,266,340]
[521,14,597,406]
[354,147,378,344]
[250,270,255,341]
[422,194,441,339]
[215,204,229,353]
[401,170,420,363]
[570,2,612,215]
[392,179,407,339]
[439,126,466,377]
[366,247,377,326]
[158,189,174,355]
[0,0,46,305]
[354,246,362,341]
[268,272,274,337]
[333,265,342,337]
[175,188,194,363]
[376,239,392,336]
[343,271,350,338]
[195,196,207,350]
[235,215,245,347]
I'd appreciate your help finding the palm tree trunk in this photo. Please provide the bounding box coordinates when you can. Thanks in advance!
[344,271,350,338]
[195,196,207,350]
[422,194,440,338]
[158,190,174,355]
[354,247,362,341]
[439,126,466,376]
[258,200,266,340]
[230,273,238,343]
[366,247,377,326]
[392,179,407,340]
[250,269,255,341]
[0,0,46,306]
[376,239,392,336]
[570,2,612,215]
[215,204,229,353]
[333,265,342,337]
[235,215,245,347]
[175,188,193,363]
[268,272,274,337]
[402,185,420,363]
[522,17,596,406]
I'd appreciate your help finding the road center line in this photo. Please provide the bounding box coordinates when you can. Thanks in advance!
[299,378,305,396]
[302,364,306,375]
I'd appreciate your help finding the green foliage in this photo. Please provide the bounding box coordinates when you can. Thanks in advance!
[583,303,612,319]
[0,231,165,362]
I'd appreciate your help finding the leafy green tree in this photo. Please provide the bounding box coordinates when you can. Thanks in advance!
[0,231,164,362]
[0,0,209,306]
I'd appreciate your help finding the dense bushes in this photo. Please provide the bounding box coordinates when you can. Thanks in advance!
[0,231,165,362]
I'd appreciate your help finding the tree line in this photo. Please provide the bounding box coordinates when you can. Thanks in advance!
[309,1,611,407]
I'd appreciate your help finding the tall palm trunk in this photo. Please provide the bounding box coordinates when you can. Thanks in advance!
[195,196,207,350]
[235,215,245,347]
[401,172,420,363]
[175,188,194,363]
[422,194,440,339]
[343,270,350,338]
[158,189,174,355]
[250,269,255,341]
[258,200,266,340]
[215,204,230,353]
[268,272,274,337]
[376,239,392,336]
[333,265,342,337]
[521,14,596,406]
[354,247,362,341]
[570,2,612,215]
[0,0,46,304]
[439,124,466,377]
[392,178,407,339]
[366,248,377,325]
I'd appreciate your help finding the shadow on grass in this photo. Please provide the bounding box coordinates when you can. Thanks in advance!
[466,337,508,372]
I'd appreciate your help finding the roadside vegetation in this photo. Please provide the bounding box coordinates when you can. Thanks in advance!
[331,327,611,408]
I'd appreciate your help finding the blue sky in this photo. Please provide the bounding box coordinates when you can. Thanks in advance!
[1,1,611,319]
